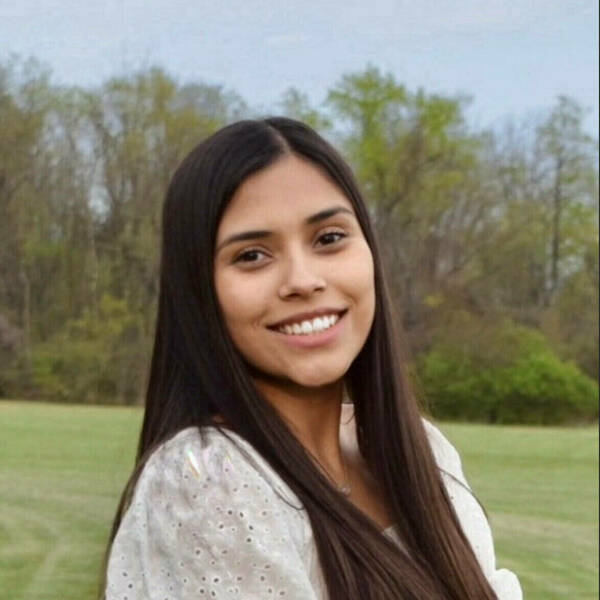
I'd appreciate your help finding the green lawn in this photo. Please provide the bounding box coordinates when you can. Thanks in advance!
[1,401,597,599]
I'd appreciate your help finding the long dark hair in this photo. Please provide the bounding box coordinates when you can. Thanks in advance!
[101,117,497,599]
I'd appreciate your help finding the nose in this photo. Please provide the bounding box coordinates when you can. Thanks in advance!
[277,250,327,299]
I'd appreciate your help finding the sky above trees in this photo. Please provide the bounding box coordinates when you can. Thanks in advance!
[1,0,598,136]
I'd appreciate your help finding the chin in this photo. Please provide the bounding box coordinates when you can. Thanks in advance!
[245,349,356,390]
[286,362,350,389]
[291,374,342,388]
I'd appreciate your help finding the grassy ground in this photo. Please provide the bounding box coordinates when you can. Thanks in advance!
[0,400,597,599]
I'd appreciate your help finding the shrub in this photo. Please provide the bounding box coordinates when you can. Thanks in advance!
[29,294,148,404]
[418,314,599,424]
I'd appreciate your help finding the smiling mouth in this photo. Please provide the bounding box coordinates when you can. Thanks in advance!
[268,309,348,336]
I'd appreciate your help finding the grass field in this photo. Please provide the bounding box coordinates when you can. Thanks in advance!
[1,400,598,599]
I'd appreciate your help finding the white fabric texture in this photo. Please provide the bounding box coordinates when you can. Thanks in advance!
[106,418,522,599]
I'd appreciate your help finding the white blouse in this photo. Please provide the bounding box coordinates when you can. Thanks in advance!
[105,417,522,599]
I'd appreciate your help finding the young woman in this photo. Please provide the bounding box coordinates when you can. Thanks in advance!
[102,118,522,599]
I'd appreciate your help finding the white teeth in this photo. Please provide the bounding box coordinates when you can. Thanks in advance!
[277,313,342,336]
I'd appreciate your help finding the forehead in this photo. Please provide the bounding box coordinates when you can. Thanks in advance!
[217,155,353,234]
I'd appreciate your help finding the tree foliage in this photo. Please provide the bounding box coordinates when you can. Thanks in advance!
[0,59,597,421]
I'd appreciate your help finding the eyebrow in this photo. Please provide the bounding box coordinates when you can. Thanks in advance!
[216,206,355,252]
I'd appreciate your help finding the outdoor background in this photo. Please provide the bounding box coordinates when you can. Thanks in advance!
[0,1,598,598]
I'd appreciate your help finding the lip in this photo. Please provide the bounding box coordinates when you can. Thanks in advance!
[267,307,347,329]
[269,309,348,349]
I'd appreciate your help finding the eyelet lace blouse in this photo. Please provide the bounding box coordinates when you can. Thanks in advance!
[105,418,522,599]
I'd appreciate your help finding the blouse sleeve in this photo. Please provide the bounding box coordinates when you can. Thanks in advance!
[105,429,318,600]
[423,420,523,600]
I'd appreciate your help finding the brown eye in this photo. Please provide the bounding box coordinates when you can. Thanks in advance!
[317,231,346,246]
[234,249,266,263]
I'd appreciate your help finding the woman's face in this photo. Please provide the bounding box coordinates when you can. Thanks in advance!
[214,154,375,389]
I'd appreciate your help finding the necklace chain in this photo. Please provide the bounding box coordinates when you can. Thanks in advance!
[310,396,353,495]
[309,451,352,496]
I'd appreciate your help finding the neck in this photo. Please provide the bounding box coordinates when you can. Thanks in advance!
[252,375,348,480]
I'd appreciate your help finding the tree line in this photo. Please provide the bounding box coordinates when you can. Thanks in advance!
[0,57,597,423]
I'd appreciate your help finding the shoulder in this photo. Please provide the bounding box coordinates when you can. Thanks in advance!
[107,427,314,598]
[134,425,309,539]
[421,418,466,485]
[422,420,494,566]
[421,419,523,598]
[107,428,318,598]
[138,426,249,490]
[134,425,305,521]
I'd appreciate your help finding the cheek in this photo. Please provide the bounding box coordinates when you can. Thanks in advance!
[214,269,270,339]
[344,242,376,316]
[360,267,376,335]
[214,269,280,374]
